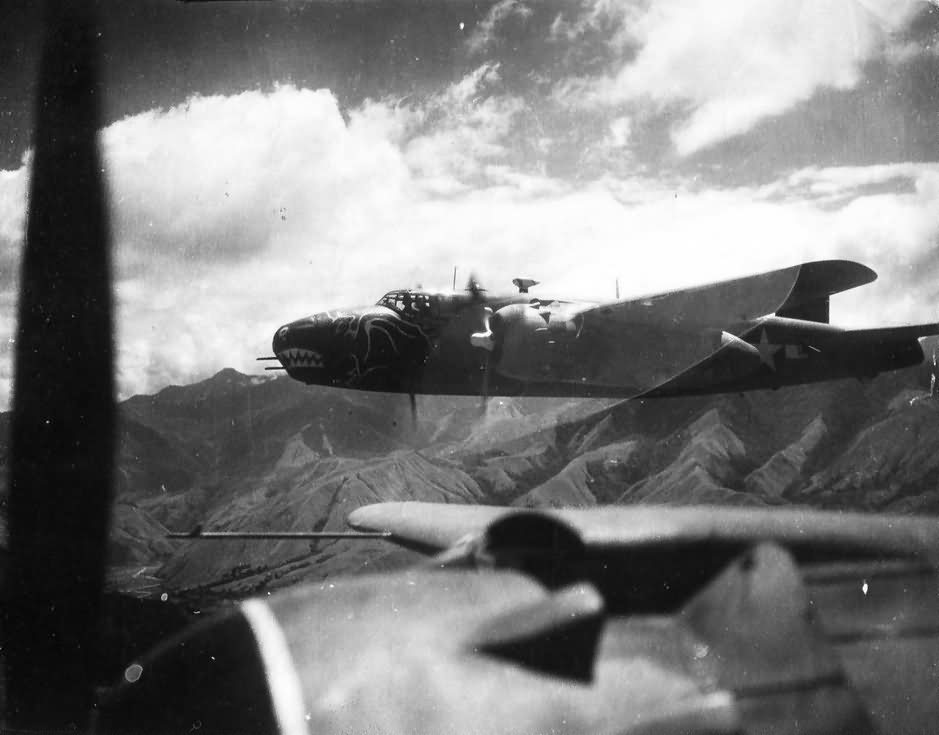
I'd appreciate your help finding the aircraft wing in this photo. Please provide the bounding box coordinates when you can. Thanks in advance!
[575,260,876,331]
[347,500,939,560]
[563,260,877,394]
[101,500,939,733]
[348,502,506,551]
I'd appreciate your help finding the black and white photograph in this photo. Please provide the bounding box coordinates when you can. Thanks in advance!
[3,0,939,733]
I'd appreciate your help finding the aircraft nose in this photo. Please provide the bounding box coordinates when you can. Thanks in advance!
[272,316,331,373]
[271,322,293,355]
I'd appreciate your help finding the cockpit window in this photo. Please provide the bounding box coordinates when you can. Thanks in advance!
[377,290,435,318]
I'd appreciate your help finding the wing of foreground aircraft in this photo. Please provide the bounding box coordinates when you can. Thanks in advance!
[345,500,939,558]
[97,500,939,734]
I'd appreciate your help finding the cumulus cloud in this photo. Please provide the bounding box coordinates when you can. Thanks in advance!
[548,0,641,52]
[0,164,28,248]
[782,162,939,198]
[0,161,29,409]
[606,116,633,149]
[467,0,534,55]
[104,86,411,266]
[399,64,530,194]
[555,0,924,155]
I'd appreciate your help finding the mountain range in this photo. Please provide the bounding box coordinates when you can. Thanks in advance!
[2,344,939,608]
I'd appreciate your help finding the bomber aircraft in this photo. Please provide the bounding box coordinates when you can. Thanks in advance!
[267,265,939,403]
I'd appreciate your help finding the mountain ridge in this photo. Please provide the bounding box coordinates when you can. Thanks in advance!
[2,359,938,601]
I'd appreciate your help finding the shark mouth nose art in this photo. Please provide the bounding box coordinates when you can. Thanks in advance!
[277,348,325,368]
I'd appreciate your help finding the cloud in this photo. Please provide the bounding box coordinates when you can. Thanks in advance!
[399,64,530,194]
[606,116,633,149]
[0,164,27,247]
[466,0,534,55]
[0,160,29,409]
[548,0,641,52]
[0,164,27,293]
[555,0,925,155]
[103,86,411,266]
[783,161,939,194]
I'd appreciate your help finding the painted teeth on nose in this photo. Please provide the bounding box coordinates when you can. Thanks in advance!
[278,348,323,368]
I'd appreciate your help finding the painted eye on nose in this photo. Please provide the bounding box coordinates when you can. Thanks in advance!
[277,326,289,339]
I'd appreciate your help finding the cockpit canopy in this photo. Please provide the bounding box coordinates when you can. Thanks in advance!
[376,289,437,318]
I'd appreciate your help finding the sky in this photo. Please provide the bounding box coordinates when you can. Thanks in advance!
[1,0,939,406]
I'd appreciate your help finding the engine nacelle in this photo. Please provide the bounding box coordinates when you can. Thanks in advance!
[490,303,551,380]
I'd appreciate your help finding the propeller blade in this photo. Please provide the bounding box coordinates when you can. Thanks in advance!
[465,272,486,301]
[4,3,115,729]
[469,305,496,411]
[469,306,495,351]
[480,353,491,415]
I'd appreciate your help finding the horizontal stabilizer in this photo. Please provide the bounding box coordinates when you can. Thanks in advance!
[733,319,939,350]
[839,322,939,344]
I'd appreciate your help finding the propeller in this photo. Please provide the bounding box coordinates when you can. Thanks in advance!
[397,274,479,429]
[464,274,495,412]
[409,391,418,430]
[4,3,116,730]
[464,272,487,302]
[479,350,492,415]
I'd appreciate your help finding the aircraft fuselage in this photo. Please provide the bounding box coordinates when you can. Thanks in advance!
[271,289,928,399]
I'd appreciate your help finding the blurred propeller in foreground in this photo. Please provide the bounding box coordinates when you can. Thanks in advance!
[3,1,116,729]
